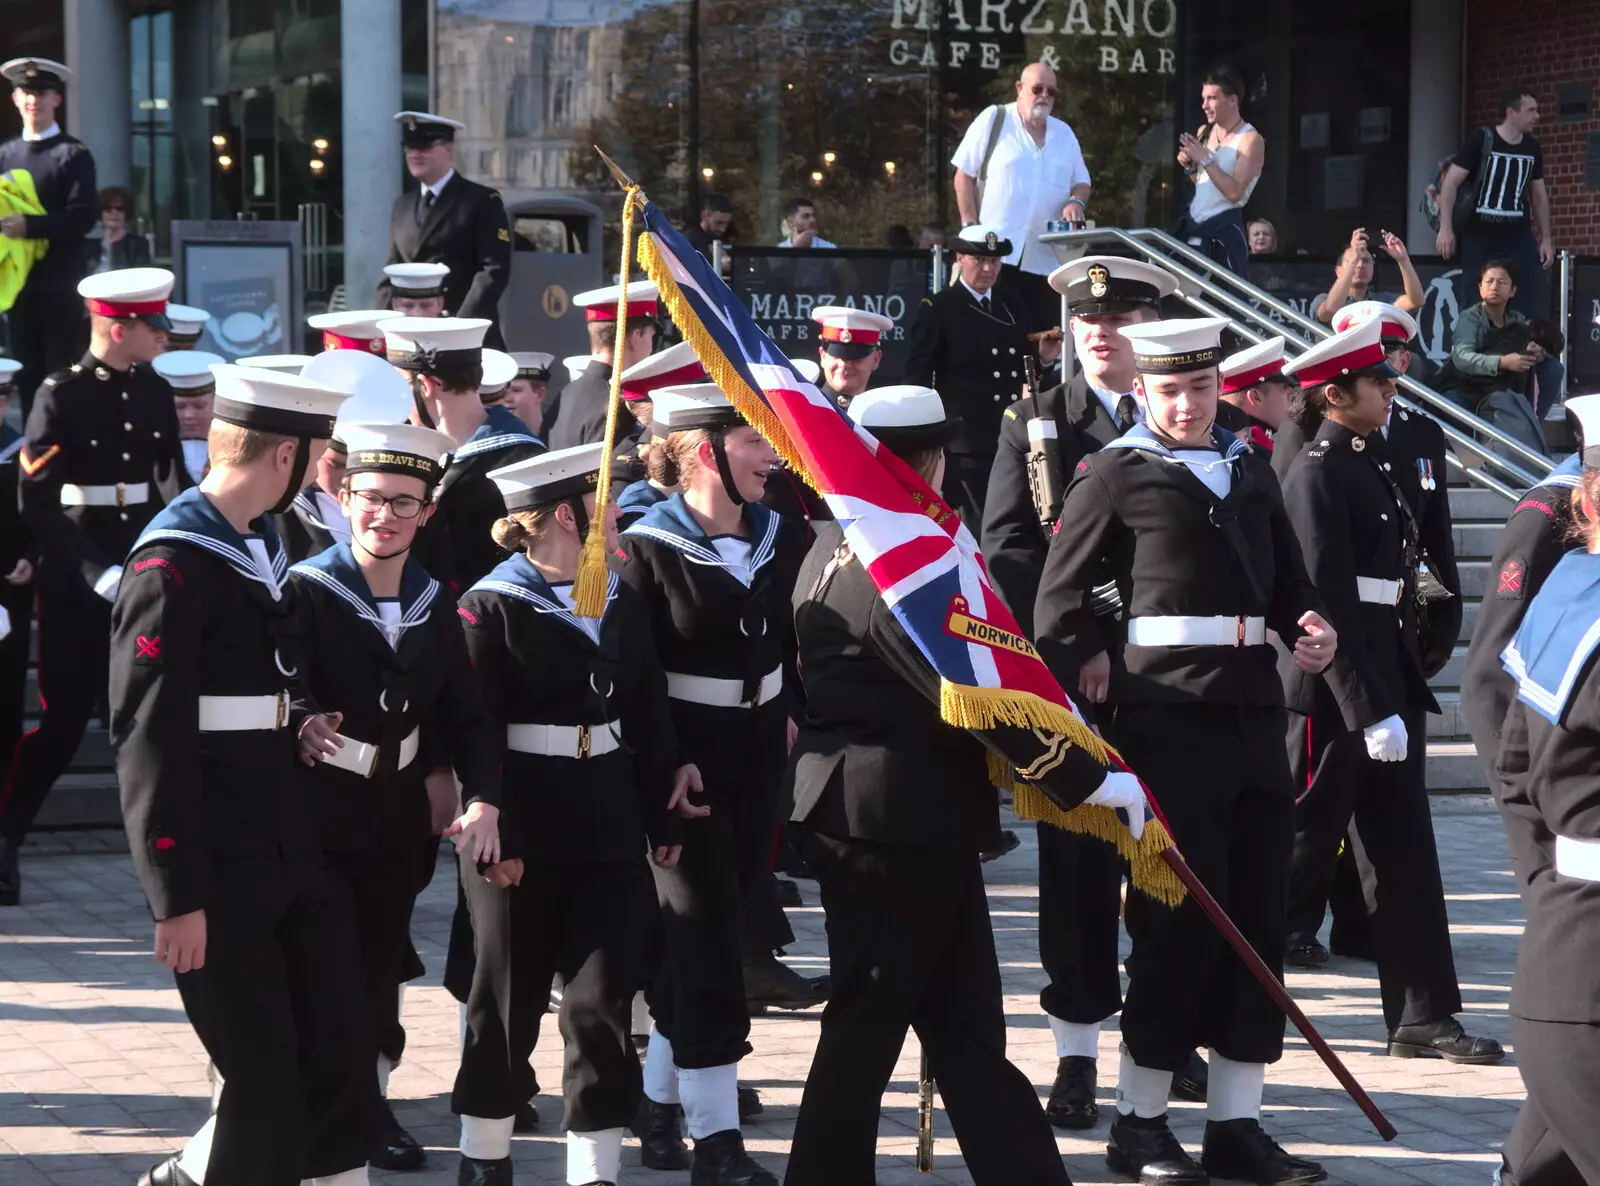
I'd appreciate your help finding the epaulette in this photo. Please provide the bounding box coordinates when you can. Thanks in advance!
[1003,407,1017,420]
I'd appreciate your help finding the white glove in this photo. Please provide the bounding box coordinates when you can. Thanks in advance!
[1085,770,1146,840]
[93,565,124,603]
[1363,714,1408,763]
[0,603,11,642]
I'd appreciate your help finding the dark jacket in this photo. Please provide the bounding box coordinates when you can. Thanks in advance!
[1385,404,1464,669]
[87,232,152,274]
[0,131,96,292]
[376,172,512,343]
[429,407,545,591]
[546,360,615,451]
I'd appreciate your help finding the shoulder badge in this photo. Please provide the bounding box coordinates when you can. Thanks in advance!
[496,226,510,242]
[1087,263,1110,299]
[1496,557,1526,600]
[1003,407,1017,420]
[1351,437,1365,452]
[489,190,502,201]
[19,444,60,476]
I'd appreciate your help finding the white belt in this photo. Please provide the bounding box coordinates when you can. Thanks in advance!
[1126,615,1267,647]
[321,726,421,779]
[506,721,622,760]
[1555,835,1600,882]
[60,481,150,507]
[666,666,784,709]
[198,692,289,732]
[1356,576,1405,606]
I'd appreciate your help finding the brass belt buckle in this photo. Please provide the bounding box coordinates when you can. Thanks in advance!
[1234,616,1247,647]
[275,691,288,731]
[116,482,126,509]
[576,723,591,760]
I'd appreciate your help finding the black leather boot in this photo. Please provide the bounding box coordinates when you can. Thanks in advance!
[635,1096,691,1171]
[1201,1118,1326,1184]
[513,1098,539,1132]
[370,1098,426,1170]
[138,1156,200,1186]
[689,1130,778,1186]
[0,835,20,907]
[1045,1055,1099,1129]
[1105,1111,1208,1184]
[1387,1017,1505,1064]
[1172,1049,1208,1103]
[737,1084,763,1120]
[1284,935,1329,968]
[743,951,828,1011]
[457,1154,513,1186]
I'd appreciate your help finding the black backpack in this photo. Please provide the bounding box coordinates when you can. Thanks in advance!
[1420,127,1491,233]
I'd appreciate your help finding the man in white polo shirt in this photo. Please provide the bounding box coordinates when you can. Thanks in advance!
[951,61,1091,331]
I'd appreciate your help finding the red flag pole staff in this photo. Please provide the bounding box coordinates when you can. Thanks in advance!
[592,147,1396,1145]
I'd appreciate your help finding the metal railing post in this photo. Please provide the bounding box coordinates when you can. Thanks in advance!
[1559,249,1574,402]
[931,246,947,293]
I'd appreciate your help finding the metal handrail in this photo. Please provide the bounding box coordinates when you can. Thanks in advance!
[1040,226,1553,495]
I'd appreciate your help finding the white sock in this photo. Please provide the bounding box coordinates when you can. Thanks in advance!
[376,1053,392,1098]
[1048,1016,1102,1061]
[643,1029,679,1105]
[631,991,652,1038]
[566,1128,624,1185]
[459,1114,515,1161]
[308,1170,369,1186]
[1204,1051,1264,1123]
[1114,1045,1173,1118]
[178,1115,215,1184]
[678,1063,740,1139]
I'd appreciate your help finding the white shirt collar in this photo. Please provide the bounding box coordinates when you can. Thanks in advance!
[22,122,60,143]
[423,169,455,199]
[960,277,995,304]
[1089,384,1139,426]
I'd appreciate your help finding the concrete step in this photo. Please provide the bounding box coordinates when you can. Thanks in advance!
[1425,691,1469,739]
[1448,486,1516,521]
[1425,740,1486,792]
[1454,521,1507,559]
[1428,643,1469,693]
[1458,561,1491,600]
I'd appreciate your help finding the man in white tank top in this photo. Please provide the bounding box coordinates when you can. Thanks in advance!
[1177,65,1265,279]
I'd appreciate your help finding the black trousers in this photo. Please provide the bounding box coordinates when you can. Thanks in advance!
[0,583,34,798]
[784,830,1070,1186]
[1285,707,1461,1031]
[6,286,85,420]
[1115,703,1293,1070]
[0,586,106,843]
[1501,1017,1600,1185]
[453,854,652,1131]
[1037,820,1123,1026]
[177,852,370,1185]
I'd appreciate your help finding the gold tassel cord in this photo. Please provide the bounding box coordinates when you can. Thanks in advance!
[572,185,641,617]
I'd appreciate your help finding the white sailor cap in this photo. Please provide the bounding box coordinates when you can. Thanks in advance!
[478,349,518,397]
[1050,255,1177,316]
[300,350,413,437]
[651,383,745,432]
[620,341,706,403]
[0,357,22,389]
[165,304,211,344]
[847,384,959,449]
[811,305,893,358]
[384,262,451,298]
[78,267,175,328]
[154,350,225,393]
[383,316,491,371]
[950,224,1012,257]
[563,354,595,382]
[1332,300,1420,345]
[394,111,466,146]
[1118,317,1230,375]
[1566,394,1600,468]
[309,308,404,354]
[488,443,608,511]
[235,354,314,374]
[339,423,457,486]
[509,351,554,381]
[1282,317,1398,388]
[210,364,351,439]
[788,357,821,385]
[1219,339,1289,394]
[1,57,70,90]
[573,280,659,324]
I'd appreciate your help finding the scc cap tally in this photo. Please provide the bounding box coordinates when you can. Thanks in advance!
[1118,316,1230,375]
[339,422,457,485]
[488,442,608,510]
[210,363,351,438]
[510,352,554,382]
[384,317,491,372]
[651,383,744,432]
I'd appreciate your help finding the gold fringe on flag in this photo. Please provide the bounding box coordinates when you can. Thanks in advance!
[571,185,642,617]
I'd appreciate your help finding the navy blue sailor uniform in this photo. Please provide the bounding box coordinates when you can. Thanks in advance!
[430,405,545,590]
[111,488,371,1186]
[619,493,804,1071]
[0,420,36,821]
[275,484,347,565]
[1493,551,1600,1186]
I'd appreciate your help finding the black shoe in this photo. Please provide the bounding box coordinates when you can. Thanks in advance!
[138,1157,200,1186]
[1172,1050,1208,1103]
[513,1098,539,1132]
[1105,1112,1208,1183]
[738,1083,764,1121]
[371,1099,427,1171]
[1284,937,1329,968]
[457,1154,513,1186]
[690,1130,777,1186]
[1328,933,1376,961]
[1046,1055,1099,1129]
[1387,1017,1505,1064]
[743,952,828,1011]
[775,877,803,908]
[1201,1118,1326,1184]
[0,835,19,907]
[635,1097,691,1171]
[980,829,1023,863]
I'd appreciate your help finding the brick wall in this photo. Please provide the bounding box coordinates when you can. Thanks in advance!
[1464,0,1600,254]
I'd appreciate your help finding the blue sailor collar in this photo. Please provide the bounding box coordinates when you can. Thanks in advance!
[453,405,545,461]
[135,487,289,596]
[617,478,670,514]
[623,493,781,577]
[470,552,616,641]
[290,542,440,641]
[0,424,22,463]
[1538,453,1583,492]
[1501,550,1600,724]
[291,484,339,530]
[1101,421,1249,464]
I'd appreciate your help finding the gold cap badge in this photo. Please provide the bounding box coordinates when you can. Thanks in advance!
[1087,264,1110,299]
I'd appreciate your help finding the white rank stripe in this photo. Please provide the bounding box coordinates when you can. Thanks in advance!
[454,431,542,460]
[141,528,286,596]
[625,509,780,577]
[471,573,617,640]
[290,563,439,640]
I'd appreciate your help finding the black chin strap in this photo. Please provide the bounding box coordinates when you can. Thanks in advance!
[353,535,414,563]
[566,496,590,542]
[411,374,437,429]
[708,430,746,506]
[269,437,312,515]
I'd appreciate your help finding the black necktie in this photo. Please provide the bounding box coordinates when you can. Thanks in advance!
[978,296,991,314]
[416,189,434,226]
[1116,394,1138,432]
